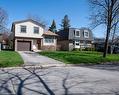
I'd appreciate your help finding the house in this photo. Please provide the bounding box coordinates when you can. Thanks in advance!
[0,32,9,50]
[10,19,58,51]
[93,38,105,52]
[57,28,94,51]
[0,33,2,51]
[94,37,119,53]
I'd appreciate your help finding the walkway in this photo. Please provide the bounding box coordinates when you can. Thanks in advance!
[18,51,64,66]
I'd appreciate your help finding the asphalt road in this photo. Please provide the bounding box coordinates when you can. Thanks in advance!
[0,66,119,95]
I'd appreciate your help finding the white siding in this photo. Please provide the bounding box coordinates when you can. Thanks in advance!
[15,21,44,38]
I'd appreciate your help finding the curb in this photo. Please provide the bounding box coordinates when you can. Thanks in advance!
[0,64,68,70]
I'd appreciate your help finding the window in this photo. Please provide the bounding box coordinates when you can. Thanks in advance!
[76,43,79,45]
[75,30,80,37]
[75,40,80,46]
[21,25,26,33]
[34,27,39,34]
[45,37,54,43]
[84,30,89,38]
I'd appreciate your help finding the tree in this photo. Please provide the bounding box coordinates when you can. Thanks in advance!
[27,14,47,27]
[89,0,119,57]
[110,19,119,54]
[49,20,57,33]
[0,7,8,33]
[61,15,70,30]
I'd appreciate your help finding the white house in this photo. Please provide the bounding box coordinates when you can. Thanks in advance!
[10,19,58,51]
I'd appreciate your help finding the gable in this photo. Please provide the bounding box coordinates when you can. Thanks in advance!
[15,21,42,29]
[13,19,45,28]
[13,20,44,38]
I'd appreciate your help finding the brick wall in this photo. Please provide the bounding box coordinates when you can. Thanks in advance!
[41,45,56,51]
[57,40,69,51]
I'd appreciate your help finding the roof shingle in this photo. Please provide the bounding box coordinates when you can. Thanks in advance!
[43,31,58,36]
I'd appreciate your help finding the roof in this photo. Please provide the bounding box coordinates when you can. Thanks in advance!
[12,19,45,28]
[57,30,69,40]
[43,31,58,36]
[57,28,94,41]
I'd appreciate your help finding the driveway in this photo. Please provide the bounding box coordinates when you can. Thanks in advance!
[0,66,119,95]
[18,51,64,66]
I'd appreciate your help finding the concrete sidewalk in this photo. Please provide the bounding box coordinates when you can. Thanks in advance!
[18,51,64,66]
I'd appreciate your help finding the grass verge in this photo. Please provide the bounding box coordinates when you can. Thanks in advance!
[39,51,119,64]
[0,51,24,67]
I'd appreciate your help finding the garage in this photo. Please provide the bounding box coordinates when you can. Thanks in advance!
[17,41,31,51]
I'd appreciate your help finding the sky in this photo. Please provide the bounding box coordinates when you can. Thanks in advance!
[0,0,105,37]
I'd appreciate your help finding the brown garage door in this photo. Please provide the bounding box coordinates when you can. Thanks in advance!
[17,41,31,51]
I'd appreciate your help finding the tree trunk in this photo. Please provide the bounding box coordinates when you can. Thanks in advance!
[103,27,110,58]
[110,23,117,54]
[110,45,114,54]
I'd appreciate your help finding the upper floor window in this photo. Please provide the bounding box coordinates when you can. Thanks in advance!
[34,27,39,34]
[84,30,89,38]
[21,25,26,33]
[75,30,80,37]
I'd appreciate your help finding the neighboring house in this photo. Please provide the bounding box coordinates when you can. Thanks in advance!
[94,37,119,53]
[10,19,58,51]
[57,28,94,51]
[0,33,2,51]
[0,32,9,50]
[93,38,105,52]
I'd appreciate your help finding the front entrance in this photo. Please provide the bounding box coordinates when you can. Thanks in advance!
[17,41,31,51]
[37,39,42,50]
[75,40,80,48]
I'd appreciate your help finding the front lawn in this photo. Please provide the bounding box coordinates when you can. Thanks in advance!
[39,51,119,64]
[0,51,24,67]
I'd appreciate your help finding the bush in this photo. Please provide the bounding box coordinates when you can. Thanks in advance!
[73,48,80,51]
[84,47,95,51]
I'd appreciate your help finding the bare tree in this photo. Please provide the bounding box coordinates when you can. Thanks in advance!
[89,0,119,57]
[27,14,47,27]
[0,7,8,33]
[110,19,119,54]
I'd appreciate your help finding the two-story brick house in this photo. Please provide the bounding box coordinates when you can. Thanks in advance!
[57,28,94,51]
[10,19,58,51]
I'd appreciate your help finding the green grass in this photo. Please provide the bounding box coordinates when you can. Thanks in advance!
[0,51,24,67]
[39,51,119,64]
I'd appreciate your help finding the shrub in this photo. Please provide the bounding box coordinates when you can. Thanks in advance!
[83,47,95,51]
[73,48,79,51]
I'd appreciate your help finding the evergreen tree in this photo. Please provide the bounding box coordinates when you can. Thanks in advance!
[61,15,70,30]
[49,20,57,33]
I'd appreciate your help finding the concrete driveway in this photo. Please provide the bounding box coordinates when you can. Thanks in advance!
[18,51,64,66]
[0,66,119,95]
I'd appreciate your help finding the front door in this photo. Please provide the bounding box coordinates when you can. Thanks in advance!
[37,39,42,50]
[75,40,80,48]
